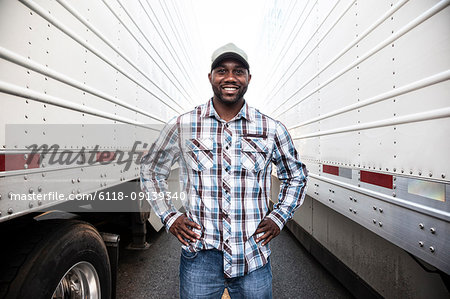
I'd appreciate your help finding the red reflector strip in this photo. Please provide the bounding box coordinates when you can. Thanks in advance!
[360,170,393,189]
[323,165,339,176]
[0,154,40,172]
[96,151,116,162]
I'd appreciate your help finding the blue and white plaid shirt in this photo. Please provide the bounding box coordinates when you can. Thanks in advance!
[140,99,308,278]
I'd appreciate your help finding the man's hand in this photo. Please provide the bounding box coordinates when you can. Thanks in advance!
[254,218,280,246]
[169,214,201,246]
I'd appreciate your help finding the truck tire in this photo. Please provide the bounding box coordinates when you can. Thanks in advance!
[1,220,111,299]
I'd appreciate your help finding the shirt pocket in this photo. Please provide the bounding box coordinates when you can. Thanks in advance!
[241,137,268,172]
[185,138,214,172]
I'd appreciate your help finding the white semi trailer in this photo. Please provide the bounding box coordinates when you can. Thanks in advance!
[0,0,198,298]
[0,0,449,299]
[258,0,450,298]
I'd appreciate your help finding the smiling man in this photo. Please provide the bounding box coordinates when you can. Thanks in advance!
[141,43,308,299]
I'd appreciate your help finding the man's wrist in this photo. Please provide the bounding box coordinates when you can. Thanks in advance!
[165,211,184,232]
[266,210,286,231]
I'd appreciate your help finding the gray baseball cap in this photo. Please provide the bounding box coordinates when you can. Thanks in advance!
[211,43,249,71]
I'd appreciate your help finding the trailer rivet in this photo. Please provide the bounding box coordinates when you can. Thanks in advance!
[418,241,424,247]
[77,189,81,194]
[418,171,422,176]
[393,168,396,172]
[392,192,396,197]
[373,219,376,224]
[410,170,413,174]
[331,200,334,203]
[419,223,424,229]
[77,177,81,183]
[24,175,28,180]
[353,210,357,214]
[401,169,404,173]
[393,184,396,189]
[429,172,432,177]
[24,164,28,169]
[7,208,13,214]
[42,163,46,167]
[100,174,103,178]
[373,206,377,210]
[8,192,13,199]
[72,190,75,194]
[349,208,352,212]
[429,246,435,253]
[29,188,34,194]
[354,198,357,202]
[42,173,46,177]
[442,173,446,179]
[24,154,28,159]
[29,202,33,208]
[38,200,42,206]
[430,228,436,234]
[0,194,2,200]
[379,208,383,213]
[378,222,383,227]
[38,186,42,192]
[72,179,76,184]
[349,196,353,201]
[104,174,107,177]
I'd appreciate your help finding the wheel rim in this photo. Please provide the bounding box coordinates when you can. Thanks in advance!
[52,261,101,299]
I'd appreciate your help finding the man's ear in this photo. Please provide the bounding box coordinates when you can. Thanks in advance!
[208,72,212,83]
[248,73,252,83]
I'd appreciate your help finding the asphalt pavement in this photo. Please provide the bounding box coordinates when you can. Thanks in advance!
[116,226,353,299]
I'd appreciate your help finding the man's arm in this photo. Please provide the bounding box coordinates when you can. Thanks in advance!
[255,121,308,245]
[140,119,200,245]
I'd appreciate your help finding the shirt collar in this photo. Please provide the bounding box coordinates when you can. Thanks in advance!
[202,98,254,122]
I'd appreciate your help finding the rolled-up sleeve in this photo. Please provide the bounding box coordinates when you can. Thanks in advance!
[267,121,308,230]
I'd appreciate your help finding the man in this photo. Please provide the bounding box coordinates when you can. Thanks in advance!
[141,43,308,298]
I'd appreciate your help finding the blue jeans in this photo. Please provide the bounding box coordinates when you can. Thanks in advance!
[180,248,272,299]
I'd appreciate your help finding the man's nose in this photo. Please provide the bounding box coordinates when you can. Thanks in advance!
[224,72,238,82]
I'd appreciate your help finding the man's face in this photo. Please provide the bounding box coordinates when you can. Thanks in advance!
[208,59,251,105]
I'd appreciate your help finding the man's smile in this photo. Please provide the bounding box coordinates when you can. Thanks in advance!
[222,85,240,94]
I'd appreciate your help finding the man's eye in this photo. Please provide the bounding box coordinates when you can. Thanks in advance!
[235,70,244,75]
[217,69,226,73]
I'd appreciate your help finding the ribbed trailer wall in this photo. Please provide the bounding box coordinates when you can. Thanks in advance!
[0,0,201,220]
[258,1,450,297]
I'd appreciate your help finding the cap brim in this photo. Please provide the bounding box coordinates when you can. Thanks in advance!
[211,52,249,71]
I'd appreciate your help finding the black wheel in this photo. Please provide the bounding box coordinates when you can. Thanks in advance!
[1,220,111,299]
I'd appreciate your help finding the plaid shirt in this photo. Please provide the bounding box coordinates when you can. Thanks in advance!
[140,99,308,278]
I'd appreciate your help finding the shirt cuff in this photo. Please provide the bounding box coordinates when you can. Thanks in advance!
[164,211,184,232]
[266,210,288,231]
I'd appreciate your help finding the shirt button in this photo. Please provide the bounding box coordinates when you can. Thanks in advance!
[225,239,229,243]
[225,146,229,150]
[226,123,229,127]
